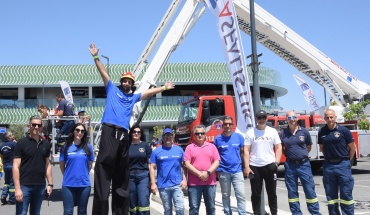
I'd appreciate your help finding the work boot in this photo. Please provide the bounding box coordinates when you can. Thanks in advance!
[1,197,7,204]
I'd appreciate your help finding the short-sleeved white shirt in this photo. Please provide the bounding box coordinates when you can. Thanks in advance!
[245,126,281,167]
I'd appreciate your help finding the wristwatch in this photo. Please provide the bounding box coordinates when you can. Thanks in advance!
[207,170,211,176]
[48,184,54,187]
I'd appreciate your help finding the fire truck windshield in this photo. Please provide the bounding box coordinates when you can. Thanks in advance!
[178,100,199,123]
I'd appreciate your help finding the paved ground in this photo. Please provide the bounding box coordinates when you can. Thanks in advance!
[1,157,370,214]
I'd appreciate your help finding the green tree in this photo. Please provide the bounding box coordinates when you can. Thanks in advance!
[343,99,370,130]
[9,124,27,141]
[152,125,175,139]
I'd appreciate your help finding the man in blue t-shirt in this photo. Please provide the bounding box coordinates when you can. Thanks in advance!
[89,43,176,215]
[0,131,16,204]
[149,128,187,215]
[318,109,355,215]
[280,111,321,215]
[214,116,247,215]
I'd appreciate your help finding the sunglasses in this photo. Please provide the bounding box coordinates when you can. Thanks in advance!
[287,115,298,121]
[31,123,42,128]
[75,128,85,134]
[194,132,206,136]
[133,131,141,134]
[223,123,233,126]
[257,116,267,120]
[163,133,173,137]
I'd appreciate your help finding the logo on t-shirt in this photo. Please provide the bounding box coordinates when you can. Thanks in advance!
[139,148,145,153]
[299,136,305,142]
[334,132,340,138]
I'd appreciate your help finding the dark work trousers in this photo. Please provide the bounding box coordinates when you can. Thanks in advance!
[92,124,130,215]
[249,163,278,215]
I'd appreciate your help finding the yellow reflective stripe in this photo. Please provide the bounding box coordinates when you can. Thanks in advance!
[306,198,319,204]
[138,206,150,211]
[327,199,339,205]
[288,198,299,203]
[340,199,355,205]
[3,184,10,187]
[129,207,137,212]
[9,189,15,192]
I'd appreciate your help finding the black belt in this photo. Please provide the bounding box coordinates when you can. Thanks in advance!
[287,157,309,164]
[328,158,349,163]
[103,123,125,130]
[130,169,147,174]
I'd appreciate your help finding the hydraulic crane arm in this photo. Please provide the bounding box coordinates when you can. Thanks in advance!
[233,0,370,106]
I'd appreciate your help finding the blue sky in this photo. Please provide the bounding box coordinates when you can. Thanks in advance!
[1,0,370,113]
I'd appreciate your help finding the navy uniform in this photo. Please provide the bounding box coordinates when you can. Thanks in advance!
[128,140,152,215]
[318,124,354,215]
[280,126,321,215]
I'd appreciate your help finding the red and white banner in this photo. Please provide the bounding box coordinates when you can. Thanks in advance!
[293,74,320,112]
[59,80,74,104]
[205,0,255,134]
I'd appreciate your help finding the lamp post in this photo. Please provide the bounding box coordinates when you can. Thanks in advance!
[42,81,45,105]
[250,0,267,214]
[101,55,110,76]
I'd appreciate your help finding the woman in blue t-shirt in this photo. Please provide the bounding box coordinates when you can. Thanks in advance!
[60,123,94,215]
[128,125,152,215]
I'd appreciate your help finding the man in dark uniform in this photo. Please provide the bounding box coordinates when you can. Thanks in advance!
[318,109,355,215]
[88,43,175,215]
[0,132,16,204]
[280,111,321,215]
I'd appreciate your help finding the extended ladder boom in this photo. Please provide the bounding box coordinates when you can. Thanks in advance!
[134,0,204,94]
[233,0,370,106]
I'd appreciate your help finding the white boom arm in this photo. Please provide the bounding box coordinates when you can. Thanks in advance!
[135,0,203,93]
[130,0,205,126]
[132,0,183,79]
[130,0,370,126]
[232,0,370,106]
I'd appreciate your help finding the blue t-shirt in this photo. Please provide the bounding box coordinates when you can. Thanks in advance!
[129,141,152,171]
[101,80,141,130]
[0,141,16,166]
[318,124,354,160]
[60,143,94,187]
[149,145,184,189]
[214,132,244,173]
[58,99,74,116]
[280,126,312,160]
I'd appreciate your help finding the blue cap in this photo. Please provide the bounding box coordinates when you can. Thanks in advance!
[78,109,85,114]
[162,128,173,135]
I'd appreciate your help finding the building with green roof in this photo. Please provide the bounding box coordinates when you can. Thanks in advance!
[0,62,287,138]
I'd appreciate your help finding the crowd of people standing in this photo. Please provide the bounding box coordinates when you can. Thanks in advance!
[0,42,356,215]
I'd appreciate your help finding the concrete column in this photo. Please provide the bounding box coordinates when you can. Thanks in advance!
[18,87,25,108]
[89,86,93,106]
[273,91,278,107]
[143,129,150,143]
[222,84,227,95]
[157,92,162,105]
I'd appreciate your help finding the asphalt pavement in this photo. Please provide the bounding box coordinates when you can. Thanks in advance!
[1,158,370,214]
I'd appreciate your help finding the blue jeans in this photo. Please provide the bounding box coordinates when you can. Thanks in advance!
[217,171,246,215]
[188,185,216,215]
[129,171,150,215]
[62,186,91,215]
[16,185,45,215]
[60,120,75,135]
[158,185,185,215]
[2,165,16,203]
